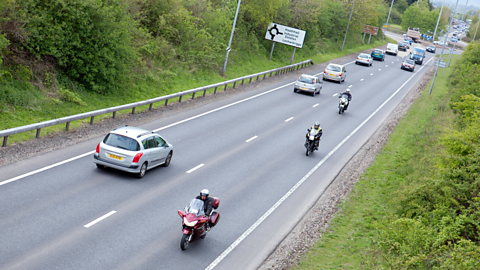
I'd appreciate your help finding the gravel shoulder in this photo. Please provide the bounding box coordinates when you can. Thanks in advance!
[0,44,434,270]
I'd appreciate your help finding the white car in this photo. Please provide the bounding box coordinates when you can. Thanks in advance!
[434,40,447,46]
[386,43,398,56]
[355,53,373,66]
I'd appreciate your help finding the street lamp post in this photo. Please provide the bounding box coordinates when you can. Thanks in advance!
[341,0,356,52]
[474,16,480,41]
[222,0,242,75]
[462,0,469,21]
[433,0,445,42]
[429,0,460,95]
[382,0,395,42]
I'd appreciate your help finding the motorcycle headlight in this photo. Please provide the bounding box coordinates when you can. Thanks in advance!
[184,217,198,227]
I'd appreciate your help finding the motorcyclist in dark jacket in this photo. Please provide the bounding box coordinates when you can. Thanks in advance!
[195,189,214,217]
[340,89,352,110]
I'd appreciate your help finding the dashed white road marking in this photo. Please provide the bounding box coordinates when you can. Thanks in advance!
[370,73,373,76]
[187,164,205,174]
[312,104,319,108]
[348,85,353,88]
[360,79,364,81]
[84,211,116,228]
[392,62,394,64]
[333,93,338,97]
[245,136,258,143]
[285,117,294,122]
[378,69,381,71]
[386,65,388,67]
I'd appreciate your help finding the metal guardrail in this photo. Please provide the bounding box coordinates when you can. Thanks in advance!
[1,59,314,147]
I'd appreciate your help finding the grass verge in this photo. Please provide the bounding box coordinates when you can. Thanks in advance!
[293,55,461,269]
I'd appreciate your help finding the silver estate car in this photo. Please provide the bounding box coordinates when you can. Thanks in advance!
[355,53,373,66]
[93,126,173,178]
[323,63,346,83]
[294,74,322,96]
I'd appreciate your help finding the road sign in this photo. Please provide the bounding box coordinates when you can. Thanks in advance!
[265,23,306,48]
[363,25,379,36]
[383,24,388,28]
[434,60,447,68]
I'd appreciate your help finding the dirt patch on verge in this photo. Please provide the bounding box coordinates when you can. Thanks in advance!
[258,65,435,270]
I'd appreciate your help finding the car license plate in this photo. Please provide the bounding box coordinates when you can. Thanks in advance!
[360,58,365,61]
[109,154,123,160]
[329,73,335,76]
[301,87,307,90]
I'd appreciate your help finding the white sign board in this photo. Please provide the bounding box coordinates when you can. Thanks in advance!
[434,60,447,68]
[265,23,306,48]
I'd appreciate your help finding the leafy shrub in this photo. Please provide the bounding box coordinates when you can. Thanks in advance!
[58,87,86,106]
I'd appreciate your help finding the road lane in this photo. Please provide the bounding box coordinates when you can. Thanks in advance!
[0,49,435,270]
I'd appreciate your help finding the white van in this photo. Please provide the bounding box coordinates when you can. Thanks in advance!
[386,43,398,56]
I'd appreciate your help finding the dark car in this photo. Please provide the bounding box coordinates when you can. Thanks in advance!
[426,45,436,53]
[371,49,385,61]
[398,42,407,52]
[401,59,416,72]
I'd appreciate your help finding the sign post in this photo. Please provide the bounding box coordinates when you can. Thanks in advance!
[265,23,306,63]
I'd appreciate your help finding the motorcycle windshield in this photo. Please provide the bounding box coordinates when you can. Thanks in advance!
[341,94,349,99]
[309,129,318,136]
[186,199,205,217]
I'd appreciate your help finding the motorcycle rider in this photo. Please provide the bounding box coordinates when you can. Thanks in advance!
[195,189,214,217]
[308,122,323,150]
[340,89,352,111]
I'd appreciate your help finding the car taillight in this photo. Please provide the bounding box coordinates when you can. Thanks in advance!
[356,57,359,59]
[339,73,342,77]
[324,69,326,73]
[367,59,369,62]
[96,143,100,153]
[132,153,143,163]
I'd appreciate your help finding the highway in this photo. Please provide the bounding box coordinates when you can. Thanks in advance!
[0,40,436,270]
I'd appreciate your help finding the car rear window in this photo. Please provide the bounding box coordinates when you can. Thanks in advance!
[298,76,314,84]
[359,54,369,58]
[103,133,140,151]
[374,49,383,53]
[326,65,341,72]
[405,60,415,65]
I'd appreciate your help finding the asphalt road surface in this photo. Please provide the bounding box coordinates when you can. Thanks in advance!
[0,45,436,270]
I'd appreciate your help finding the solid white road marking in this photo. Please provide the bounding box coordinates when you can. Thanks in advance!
[285,117,294,122]
[333,93,338,97]
[205,56,434,270]
[186,164,205,174]
[312,104,319,108]
[0,60,359,187]
[84,211,116,228]
[246,136,258,143]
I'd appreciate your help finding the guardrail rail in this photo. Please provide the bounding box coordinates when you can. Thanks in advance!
[1,59,314,147]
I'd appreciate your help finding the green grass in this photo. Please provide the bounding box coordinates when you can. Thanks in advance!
[0,37,391,145]
[293,55,461,269]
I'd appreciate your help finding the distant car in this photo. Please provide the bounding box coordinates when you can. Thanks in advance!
[450,37,458,43]
[323,63,346,83]
[398,42,407,51]
[294,74,322,96]
[386,43,398,56]
[371,49,385,61]
[434,40,447,46]
[355,53,373,66]
[93,126,173,178]
[401,59,416,72]
[426,45,436,53]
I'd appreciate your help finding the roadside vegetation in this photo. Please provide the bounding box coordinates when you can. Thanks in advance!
[294,42,480,269]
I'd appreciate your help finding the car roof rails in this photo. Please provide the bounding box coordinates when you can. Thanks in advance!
[137,131,154,138]
[113,125,128,131]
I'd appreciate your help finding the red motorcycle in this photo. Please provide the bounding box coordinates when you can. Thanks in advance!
[177,197,220,250]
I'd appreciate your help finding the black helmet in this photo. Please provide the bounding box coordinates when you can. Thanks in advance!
[200,189,209,198]
[314,122,320,129]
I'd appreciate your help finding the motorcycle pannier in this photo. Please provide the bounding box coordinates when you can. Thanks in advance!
[212,197,220,209]
[209,212,220,227]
